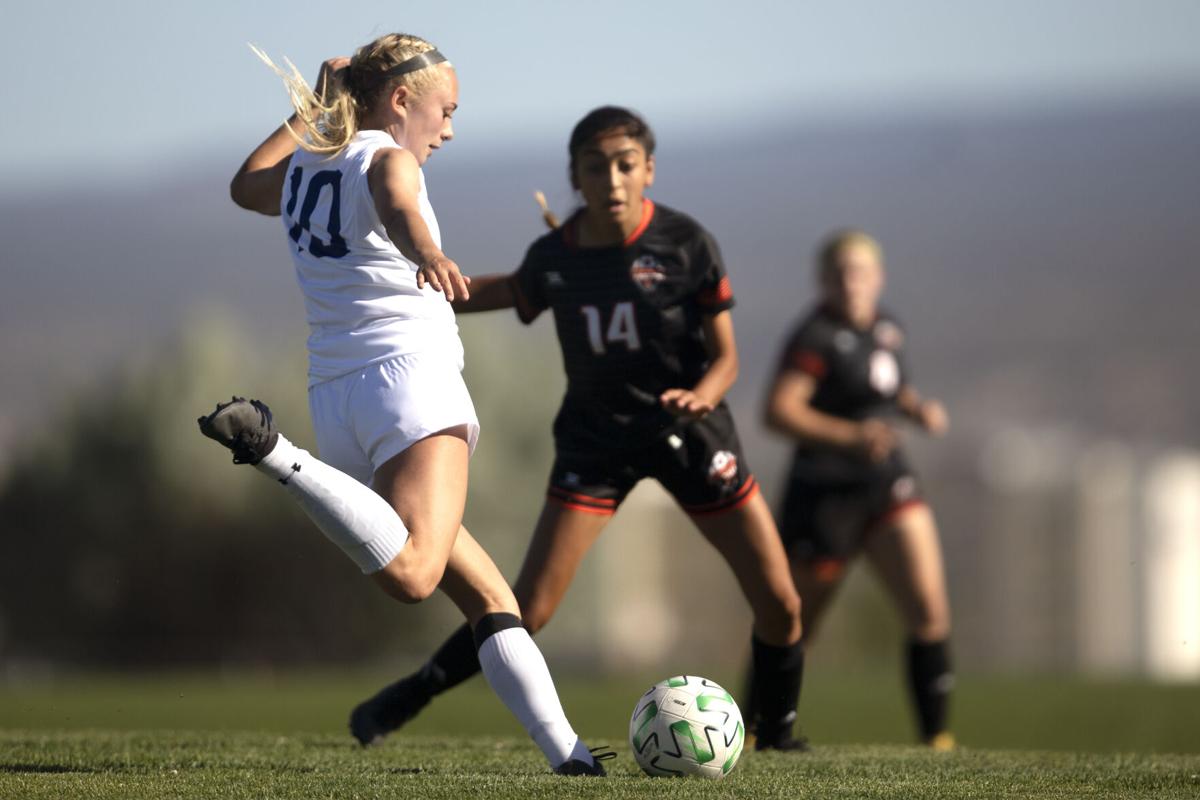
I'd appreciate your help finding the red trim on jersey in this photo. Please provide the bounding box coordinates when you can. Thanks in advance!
[561,199,654,250]
[623,198,655,246]
[684,476,760,516]
[870,498,927,530]
[547,492,618,516]
[799,557,847,583]
[547,487,618,510]
[789,350,827,379]
[697,276,734,308]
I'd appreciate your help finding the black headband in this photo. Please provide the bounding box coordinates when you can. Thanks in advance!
[383,49,448,79]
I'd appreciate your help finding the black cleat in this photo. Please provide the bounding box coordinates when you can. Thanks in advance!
[554,747,614,776]
[755,733,811,752]
[753,716,811,752]
[197,397,279,465]
[349,675,433,747]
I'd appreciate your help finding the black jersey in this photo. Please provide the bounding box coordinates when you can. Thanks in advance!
[776,304,911,482]
[511,200,735,451]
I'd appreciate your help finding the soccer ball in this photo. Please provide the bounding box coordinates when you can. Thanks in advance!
[628,675,745,778]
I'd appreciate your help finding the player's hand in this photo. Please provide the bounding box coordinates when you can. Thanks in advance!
[856,418,898,462]
[417,254,472,302]
[315,57,351,102]
[660,389,715,420]
[918,399,949,437]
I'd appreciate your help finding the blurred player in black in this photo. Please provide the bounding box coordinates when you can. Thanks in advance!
[760,229,954,749]
[349,106,806,751]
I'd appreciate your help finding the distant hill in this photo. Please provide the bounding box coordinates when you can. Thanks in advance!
[3,94,1198,466]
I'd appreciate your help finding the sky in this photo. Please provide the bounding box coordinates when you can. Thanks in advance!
[3,0,1200,190]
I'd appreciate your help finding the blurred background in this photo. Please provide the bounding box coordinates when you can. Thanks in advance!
[2,0,1198,749]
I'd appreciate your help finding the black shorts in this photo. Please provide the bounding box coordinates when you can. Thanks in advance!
[546,404,758,516]
[778,457,923,563]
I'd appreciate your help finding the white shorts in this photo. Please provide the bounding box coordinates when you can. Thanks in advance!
[308,352,480,486]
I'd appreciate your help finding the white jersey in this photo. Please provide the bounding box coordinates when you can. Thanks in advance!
[281,130,461,385]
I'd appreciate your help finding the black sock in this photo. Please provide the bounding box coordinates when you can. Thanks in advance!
[750,635,805,744]
[471,612,523,649]
[907,638,953,741]
[370,623,480,728]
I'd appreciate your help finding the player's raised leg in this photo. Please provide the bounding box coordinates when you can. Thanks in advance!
[864,502,955,750]
[349,499,611,744]
[690,490,806,751]
[198,397,410,574]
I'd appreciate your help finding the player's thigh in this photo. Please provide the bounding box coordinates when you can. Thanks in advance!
[511,501,611,632]
[863,502,951,641]
[690,491,801,645]
[438,525,519,626]
[371,427,471,596]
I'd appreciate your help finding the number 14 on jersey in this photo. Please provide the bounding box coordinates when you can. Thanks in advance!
[581,302,641,355]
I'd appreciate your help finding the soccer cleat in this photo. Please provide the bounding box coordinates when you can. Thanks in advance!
[554,747,614,777]
[752,713,811,753]
[927,731,957,752]
[348,675,433,747]
[755,732,811,753]
[197,397,279,465]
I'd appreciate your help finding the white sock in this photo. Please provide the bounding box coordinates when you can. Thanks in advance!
[477,625,593,769]
[254,434,408,573]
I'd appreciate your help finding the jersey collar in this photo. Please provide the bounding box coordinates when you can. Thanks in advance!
[563,198,655,249]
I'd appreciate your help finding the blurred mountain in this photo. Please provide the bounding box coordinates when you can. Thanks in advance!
[2,93,1198,473]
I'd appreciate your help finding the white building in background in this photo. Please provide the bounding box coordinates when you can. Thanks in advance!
[980,427,1200,680]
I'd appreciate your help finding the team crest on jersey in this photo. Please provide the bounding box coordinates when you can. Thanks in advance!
[630,255,666,291]
[891,475,917,503]
[708,450,740,488]
[869,349,901,396]
[874,319,904,349]
[833,329,858,354]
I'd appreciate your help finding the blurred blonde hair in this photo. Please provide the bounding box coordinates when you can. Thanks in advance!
[817,228,883,279]
[252,33,451,155]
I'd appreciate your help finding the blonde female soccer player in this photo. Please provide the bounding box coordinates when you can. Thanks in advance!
[199,33,608,775]
[763,229,954,749]
[349,106,807,752]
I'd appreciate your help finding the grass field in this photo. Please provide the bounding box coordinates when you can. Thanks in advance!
[3,671,1200,798]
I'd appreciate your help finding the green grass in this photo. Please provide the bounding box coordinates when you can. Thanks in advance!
[3,732,1198,799]
[3,671,1200,798]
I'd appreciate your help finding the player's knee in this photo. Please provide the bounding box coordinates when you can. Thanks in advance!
[911,608,951,642]
[376,559,444,604]
[756,587,802,643]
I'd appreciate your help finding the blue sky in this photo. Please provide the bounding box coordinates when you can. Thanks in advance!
[4,0,1199,188]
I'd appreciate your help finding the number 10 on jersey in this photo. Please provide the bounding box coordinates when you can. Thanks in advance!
[581,302,641,355]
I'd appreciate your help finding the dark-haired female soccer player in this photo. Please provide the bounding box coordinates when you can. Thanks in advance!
[762,229,954,750]
[350,106,807,752]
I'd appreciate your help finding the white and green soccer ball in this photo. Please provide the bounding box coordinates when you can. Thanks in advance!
[628,675,745,779]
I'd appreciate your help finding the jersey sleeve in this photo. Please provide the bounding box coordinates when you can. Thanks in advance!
[777,322,829,381]
[510,242,549,324]
[692,228,736,314]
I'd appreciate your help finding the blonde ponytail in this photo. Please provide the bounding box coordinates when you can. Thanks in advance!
[252,33,450,156]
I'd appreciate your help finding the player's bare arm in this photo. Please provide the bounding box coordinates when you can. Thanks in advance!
[661,310,739,419]
[897,386,950,436]
[765,369,897,462]
[231,57,349,216]
[369,147,471,302]
[450,274,517,313]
